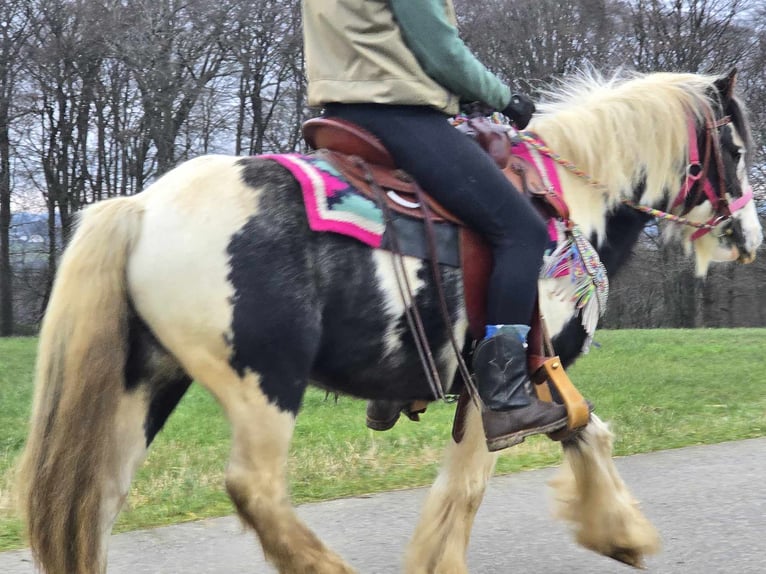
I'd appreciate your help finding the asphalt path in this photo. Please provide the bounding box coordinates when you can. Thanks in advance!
[2,437,764,573]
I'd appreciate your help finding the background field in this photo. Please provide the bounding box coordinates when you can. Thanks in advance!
[1,329,765,551]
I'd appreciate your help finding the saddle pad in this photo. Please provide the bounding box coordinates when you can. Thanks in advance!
[263,154,460,267]
[263,153,385,247]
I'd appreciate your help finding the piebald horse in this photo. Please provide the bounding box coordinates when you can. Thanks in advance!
[19,70,762,573]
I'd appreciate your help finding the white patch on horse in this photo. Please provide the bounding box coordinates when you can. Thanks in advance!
[539,277,577,341]
[729,124,763,258]
[372,249,425,357]
[681,203,736,276]
[127,155,259,362]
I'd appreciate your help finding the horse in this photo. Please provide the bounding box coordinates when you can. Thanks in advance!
[17,68,762,574]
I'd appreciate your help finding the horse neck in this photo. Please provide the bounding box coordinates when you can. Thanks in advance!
[596,202,654,276]
[531,88,702,233]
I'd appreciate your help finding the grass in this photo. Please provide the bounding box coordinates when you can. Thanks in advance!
[1,329,765,551]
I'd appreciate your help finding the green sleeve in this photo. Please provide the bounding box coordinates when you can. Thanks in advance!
[388,0,511,110]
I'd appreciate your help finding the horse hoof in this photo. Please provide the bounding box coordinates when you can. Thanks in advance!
[607,546,646,569]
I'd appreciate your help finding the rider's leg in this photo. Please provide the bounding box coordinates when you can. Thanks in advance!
[323,104,567,449]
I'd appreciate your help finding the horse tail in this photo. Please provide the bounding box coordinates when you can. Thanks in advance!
[18,197,144,574]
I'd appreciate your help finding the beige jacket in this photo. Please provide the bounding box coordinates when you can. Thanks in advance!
[302,0,461,115]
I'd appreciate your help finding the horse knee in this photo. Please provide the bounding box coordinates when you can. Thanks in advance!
[225,460,285,517]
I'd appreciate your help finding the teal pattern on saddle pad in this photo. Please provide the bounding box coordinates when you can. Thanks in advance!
[262,153,385,248]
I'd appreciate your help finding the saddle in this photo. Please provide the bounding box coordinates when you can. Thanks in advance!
[304,118,464,225]
[302,116,589,440]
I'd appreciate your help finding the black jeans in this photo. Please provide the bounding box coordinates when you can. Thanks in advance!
[323,103,548,327]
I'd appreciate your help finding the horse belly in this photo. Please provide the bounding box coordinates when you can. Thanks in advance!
[311,245,466,401]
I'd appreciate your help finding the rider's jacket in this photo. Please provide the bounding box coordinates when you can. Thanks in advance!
[302,0,511,116]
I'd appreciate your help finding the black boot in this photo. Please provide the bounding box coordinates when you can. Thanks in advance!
[474,328,568,451]
[365,400,428,431]
[366,400,408,431]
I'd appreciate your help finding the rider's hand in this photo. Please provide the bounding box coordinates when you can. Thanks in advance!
[502,93,536,129]
[460,101,495,118]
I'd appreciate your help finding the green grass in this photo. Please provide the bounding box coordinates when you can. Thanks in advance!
[1,329,765,550]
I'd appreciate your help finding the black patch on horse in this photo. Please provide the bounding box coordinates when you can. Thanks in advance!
[226,158,322,414]
[125,313,192,446]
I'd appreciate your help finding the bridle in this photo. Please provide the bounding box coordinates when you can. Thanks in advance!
[516,107,753,240]
[668,111,753,240]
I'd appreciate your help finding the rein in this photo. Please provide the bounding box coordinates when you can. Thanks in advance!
[515,112,752,240]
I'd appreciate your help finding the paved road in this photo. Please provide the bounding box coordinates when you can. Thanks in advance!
[2,438,765,573]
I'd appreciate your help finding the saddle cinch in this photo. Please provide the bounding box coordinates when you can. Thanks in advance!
[302,117,590,441]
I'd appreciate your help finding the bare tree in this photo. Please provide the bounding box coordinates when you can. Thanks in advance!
[225,0,305,155]
[455,0,626,89]
[738,14,766,196]
[111,0,231,178]
[0,1,34,335]
[629,0,755,72]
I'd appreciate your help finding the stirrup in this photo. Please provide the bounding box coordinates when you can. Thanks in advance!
[531,356,591,439]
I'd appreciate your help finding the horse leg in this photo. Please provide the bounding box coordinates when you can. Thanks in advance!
[550,414,661,568]
[96,322,194,547]
[406,399,498,574]
[186,355,354,574]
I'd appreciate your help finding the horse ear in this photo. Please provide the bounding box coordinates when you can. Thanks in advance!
[714,68,737,101]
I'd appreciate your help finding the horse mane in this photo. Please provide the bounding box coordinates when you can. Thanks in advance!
[529,70,728,242]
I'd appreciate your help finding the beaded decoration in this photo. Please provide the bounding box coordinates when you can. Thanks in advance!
[541,223,609,351]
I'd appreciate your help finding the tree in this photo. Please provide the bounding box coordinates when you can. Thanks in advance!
[455,0,625,89]
[628,0,755,72]
[112,0,231,178]
[0,1,33,335]
[226,0,305,155]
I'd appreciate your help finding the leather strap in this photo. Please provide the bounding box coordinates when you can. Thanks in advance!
[460,229,491,341]
[451,389,472,443]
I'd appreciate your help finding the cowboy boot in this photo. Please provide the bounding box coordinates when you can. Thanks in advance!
[366,399,429,431]
[474,326,568,451]
[365,399,408,431]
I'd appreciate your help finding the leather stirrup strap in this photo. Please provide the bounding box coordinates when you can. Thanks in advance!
[451,389,473,443]
[415,183,477,404]
[354,157,446,401]
[528,301,590,433]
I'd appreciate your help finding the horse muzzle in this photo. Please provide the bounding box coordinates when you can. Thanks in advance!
[724,218,762,264]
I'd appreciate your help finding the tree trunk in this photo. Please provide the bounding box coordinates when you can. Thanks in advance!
[0,102,12,335]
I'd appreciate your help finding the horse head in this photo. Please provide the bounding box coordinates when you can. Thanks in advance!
[670,69,763,273]
[531,68,763,278]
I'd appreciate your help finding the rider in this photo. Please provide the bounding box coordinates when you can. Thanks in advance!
[302,0,569,451]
